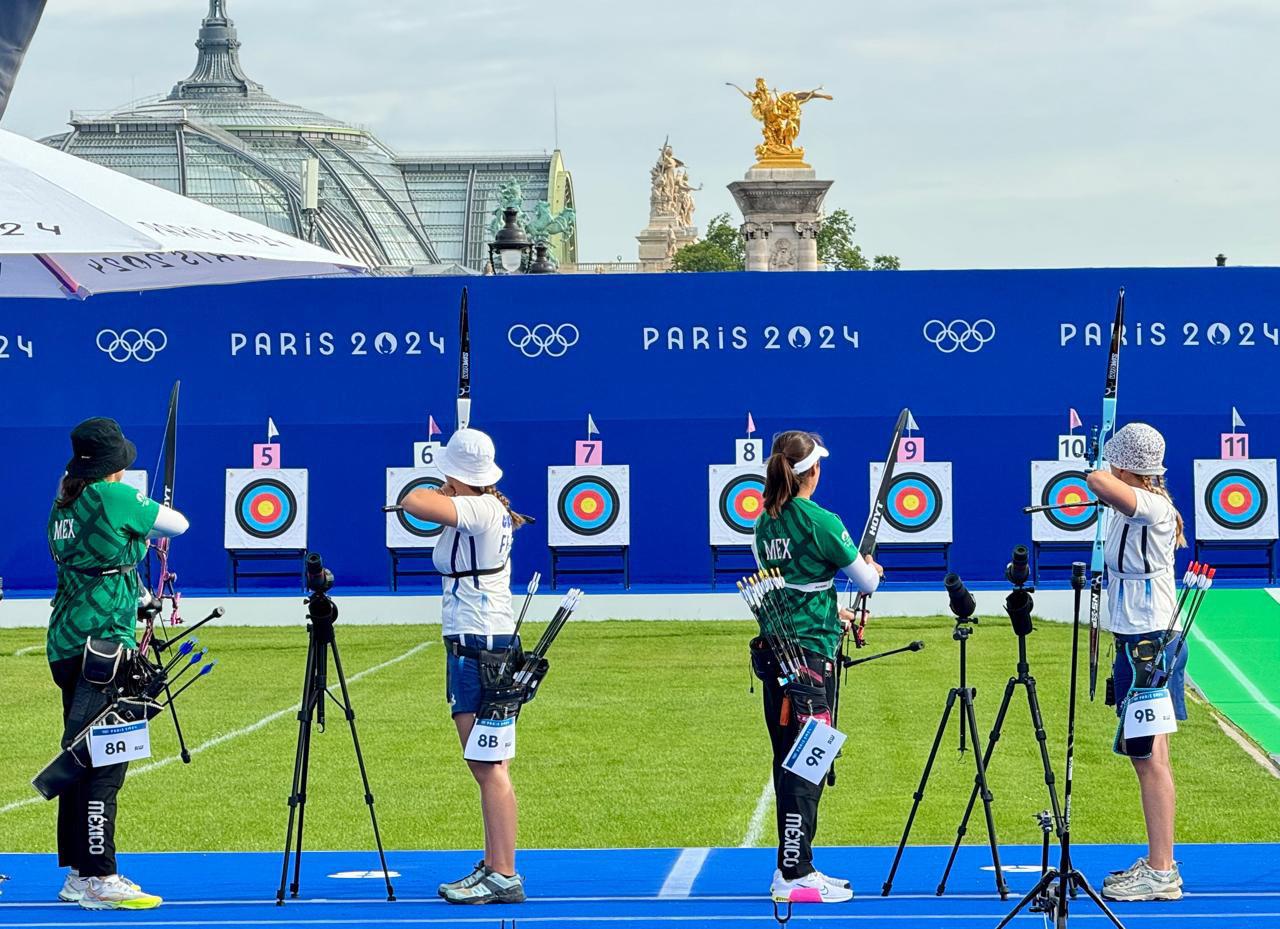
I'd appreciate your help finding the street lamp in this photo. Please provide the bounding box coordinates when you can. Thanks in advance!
[488,207,531,274]
[527,242,557,274]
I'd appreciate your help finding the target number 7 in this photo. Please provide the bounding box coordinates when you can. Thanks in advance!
[898,438,925,462]
[1221,433,1249,460]
[253,443,280,469]
[576,441,603,466]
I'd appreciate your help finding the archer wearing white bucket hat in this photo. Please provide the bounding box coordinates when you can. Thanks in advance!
[400,428,530,905]
[1086,422,1189,903]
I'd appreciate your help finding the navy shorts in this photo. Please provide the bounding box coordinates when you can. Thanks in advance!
[1112,632,1188,721]
[444,633,516,716]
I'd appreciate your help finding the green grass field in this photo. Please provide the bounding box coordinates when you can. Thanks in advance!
[2,617,1277,854]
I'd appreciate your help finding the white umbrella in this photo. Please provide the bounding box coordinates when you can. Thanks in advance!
[0,127,366,298]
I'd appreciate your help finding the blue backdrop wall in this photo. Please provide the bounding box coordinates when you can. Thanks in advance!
[1,267,1276,592]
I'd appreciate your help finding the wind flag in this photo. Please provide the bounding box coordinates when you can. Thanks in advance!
[428,415,441,439]
[586,414,599,438]
[746,411,756,436]
[1069,408,1082,433]
[905,410,920,434]
[1232,407,1246,433]
[267,417,279,443]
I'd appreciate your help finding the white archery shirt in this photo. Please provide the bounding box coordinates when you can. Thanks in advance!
[433,494,514,637]
[1104,487,1179,636]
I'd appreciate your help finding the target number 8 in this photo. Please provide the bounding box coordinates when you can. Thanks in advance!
[736,439,764,466]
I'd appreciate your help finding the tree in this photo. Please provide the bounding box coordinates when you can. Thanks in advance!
[670,213,744,271]
[816,208,899,271]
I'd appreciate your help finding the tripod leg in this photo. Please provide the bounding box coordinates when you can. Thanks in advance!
[329,639,397,902]
[290,682,318,900]
[1068,871,1127,929]
[882,688,959,896]
[277,635,318,905]
[961,690,1008,899]
[993,868,1060,929]
[937,676,1016,895]
[1024,675,1063,831]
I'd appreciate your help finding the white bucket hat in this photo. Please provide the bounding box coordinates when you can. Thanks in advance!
[439,428,503,486]
[1104,422,1167,475]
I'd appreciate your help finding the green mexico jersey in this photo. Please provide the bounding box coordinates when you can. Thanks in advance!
[753,496,861,660]
[46,480,158,662]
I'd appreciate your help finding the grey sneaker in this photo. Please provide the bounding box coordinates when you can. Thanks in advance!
[438,860,487,899]
[1102,857,1147,888]
[1101,862,1182,902]
[442,869,526,905]
[58,870,90,903]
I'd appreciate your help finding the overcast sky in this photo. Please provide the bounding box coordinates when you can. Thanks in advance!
[6,0,1277,267]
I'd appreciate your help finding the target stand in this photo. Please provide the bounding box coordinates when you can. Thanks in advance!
[869,461,953,582]
[547,465,631,589]
[708,460,765,587]
[386,465,445,590]
[1029,461,1098,582]
[225,468,309,592]
[1193,456,1278,582]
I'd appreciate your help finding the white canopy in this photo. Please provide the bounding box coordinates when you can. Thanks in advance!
[0,127,366,298]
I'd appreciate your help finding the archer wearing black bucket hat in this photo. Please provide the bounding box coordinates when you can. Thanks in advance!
[45,417,188,911]
[64,418,137,480]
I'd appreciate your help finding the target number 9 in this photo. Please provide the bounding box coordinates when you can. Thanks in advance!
[1058,435,1087,462]
[414,441,441,467]
[898,438,925,463]
[253,443,281,469]
[736,439,764,466]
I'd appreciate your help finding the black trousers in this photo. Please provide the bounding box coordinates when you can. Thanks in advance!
[50,656,128,878]
[760,653,836,880]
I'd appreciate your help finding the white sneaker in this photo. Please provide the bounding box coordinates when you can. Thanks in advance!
[58,870,89,903]
[1101,862,1183,902]
[770,870,854,903]
[78,875,162,910]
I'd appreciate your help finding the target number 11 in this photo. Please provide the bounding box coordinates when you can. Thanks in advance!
[1221,434,1250,460]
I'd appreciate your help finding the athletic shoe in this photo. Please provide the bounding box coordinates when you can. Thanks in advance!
[438,860,488,898]
[442,869,525,904]
[770,870,854,903]
[1103,858,1182,890]
[78,875,162,910]
[1100,862,1182,902]
[59,871,139,903]
[772,868,850,891]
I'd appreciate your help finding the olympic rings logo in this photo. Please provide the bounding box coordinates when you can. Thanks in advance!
[922,319,996,354]
[96,328,168,363]
[507,323,580,358]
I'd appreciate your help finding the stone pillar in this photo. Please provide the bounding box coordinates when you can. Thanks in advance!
[728,167,832,272]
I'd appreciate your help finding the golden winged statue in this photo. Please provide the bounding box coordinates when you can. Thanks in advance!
[727,77,832,167]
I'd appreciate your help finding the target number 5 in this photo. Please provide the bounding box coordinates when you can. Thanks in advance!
[736,439,764,466]
[253,443,280,469]
[1221,433,1250,460]
[575,441,603,466]
[898,438,925,463]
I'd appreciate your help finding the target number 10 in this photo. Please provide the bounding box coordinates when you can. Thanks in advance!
[1221,433,1250,460]
[1058,435,1087,462]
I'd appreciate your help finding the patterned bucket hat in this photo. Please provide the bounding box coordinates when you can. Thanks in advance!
[1103,422,1166,476]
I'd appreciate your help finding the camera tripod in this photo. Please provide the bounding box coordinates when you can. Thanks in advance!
[995,564,1124,929]
[882,577,1007,899]
[277,557,395,904]
[935,599,1062,895]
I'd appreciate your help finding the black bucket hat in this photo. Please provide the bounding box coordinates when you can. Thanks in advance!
[65,418,137,480]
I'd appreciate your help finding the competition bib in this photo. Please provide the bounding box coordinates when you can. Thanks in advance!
[782,717,846,785]
[464,716,516,762]
[1123,687,1178,739]
[89,720,151,767]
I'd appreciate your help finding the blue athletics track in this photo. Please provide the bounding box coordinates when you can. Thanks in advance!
[1,844,1278,928]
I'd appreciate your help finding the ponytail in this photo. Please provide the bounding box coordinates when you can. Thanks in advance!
[763,430,818,518]
[1141,475,1188,549]
[479,484,531,530]
[55,475,91,509]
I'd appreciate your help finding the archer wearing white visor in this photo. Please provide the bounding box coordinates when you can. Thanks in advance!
[401,428,530,905]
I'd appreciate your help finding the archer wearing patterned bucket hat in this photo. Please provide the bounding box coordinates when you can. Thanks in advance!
[1087,422,1189,902]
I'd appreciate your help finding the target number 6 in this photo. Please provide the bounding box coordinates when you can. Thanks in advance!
[575,441,603,466]
[897,438,925,463]
[414,441,441,467]
[253,443,280,469]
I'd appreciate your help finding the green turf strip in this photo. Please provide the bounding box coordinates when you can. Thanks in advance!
[1,619,1277,853]
[1186,588,1280,756]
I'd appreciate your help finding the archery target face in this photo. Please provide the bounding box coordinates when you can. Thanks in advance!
[869,461,952,544]
[121,470,148,498]
[386,467,446,548]
[1194,459,1278,541]
[547,466,630,547]
[224,469,308,549]
[709,465,766,545]
[1030,462,1098,541]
